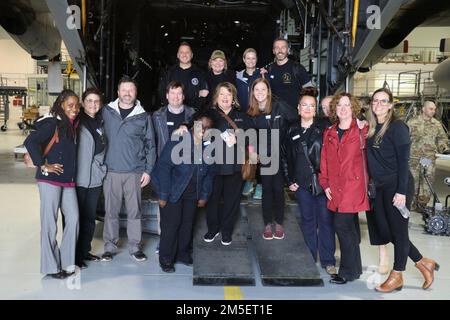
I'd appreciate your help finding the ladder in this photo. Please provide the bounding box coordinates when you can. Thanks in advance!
[0,94,7,131]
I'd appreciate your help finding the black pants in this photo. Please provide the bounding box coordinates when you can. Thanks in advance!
[206,172,243,239]
[261,170,285,225]
[76,186,102,263]
[367,174,422,271]
[334,213,362,281]
[159,196,197,265]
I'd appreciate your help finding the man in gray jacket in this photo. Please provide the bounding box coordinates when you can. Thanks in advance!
[101,76,156,262]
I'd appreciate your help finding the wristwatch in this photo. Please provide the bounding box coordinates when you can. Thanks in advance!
[41,165,49,176]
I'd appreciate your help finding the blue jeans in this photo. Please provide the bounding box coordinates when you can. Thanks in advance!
[296,187,336,267]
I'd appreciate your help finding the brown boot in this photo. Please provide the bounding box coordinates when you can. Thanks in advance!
[375,271,403,293]
[415,257,440,290]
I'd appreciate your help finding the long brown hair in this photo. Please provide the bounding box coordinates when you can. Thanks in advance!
[367,88,396,142]
[247,78,272,117]
[328,92,361,124]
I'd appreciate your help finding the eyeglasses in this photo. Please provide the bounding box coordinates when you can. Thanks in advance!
[372,99,390,106]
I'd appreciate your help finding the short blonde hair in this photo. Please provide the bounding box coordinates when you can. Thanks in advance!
[243,48,257,60]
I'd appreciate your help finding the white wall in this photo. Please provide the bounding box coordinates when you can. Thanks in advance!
[0,27,36,83]
[405,27,450,48]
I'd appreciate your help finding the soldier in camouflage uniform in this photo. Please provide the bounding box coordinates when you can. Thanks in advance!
[408,101,449,208]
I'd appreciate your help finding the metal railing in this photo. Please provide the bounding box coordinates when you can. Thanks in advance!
[0,73,29,88]
[381,46,449,64]
[352,70,444,98]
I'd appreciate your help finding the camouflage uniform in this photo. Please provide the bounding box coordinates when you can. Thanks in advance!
[408,116,449,206]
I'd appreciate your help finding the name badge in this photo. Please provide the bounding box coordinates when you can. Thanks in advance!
[265,115,271,120]
[274,115,281,119]
[167,122,174,126]
[292,135,300,141]
[96,128,103,135]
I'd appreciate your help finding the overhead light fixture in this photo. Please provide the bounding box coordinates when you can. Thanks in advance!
[234,21,240,24]
[164,33,169,37]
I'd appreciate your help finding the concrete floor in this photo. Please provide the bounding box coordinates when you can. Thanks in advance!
[1,106,449,300]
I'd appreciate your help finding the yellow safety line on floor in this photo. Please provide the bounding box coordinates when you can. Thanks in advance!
[224,286,243,300]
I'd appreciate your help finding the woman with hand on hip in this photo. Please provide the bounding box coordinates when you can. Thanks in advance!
[24,89,80,279]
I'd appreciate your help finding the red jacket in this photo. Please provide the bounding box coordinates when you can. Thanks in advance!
[319,119,370,213]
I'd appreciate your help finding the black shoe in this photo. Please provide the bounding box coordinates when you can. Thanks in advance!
[329,275,347,284]
[203,231,220,243]
[85,253,101,262]
[63,270,75,277]
[76,261,88,269]
[176,257,193,267]
[49,271,67,279]
[160,263,175,273]
[221,236,232,246]
[131,251,147,262]
[101,252,113,262]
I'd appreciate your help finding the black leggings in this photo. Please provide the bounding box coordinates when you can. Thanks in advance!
[76,186,102,263]
[261,170,285,225]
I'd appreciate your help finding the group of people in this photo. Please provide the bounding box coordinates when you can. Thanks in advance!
[24,37,442,294]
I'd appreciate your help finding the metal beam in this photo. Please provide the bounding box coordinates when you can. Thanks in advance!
[45,0,97,88]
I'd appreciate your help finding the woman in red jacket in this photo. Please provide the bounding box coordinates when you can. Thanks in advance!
[319,92,370,284]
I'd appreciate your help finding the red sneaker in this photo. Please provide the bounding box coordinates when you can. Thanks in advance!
[273,224,285,240]
[262,224,273,240]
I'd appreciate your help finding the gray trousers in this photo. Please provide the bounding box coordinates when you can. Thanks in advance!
[38,182,79,275]
[103,172,142,254]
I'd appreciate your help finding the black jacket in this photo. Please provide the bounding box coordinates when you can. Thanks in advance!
[158,64,207,110]
[205,70,237,107]
[151,133,217,203]
[209,107,252,175]
[281,117,328,188]
[24,116,78,184]
[249,98,298,165]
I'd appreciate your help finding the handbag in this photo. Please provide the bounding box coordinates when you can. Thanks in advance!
[219,111,257,181]
[359,129,376,200]
[301,141,323,196]
[24,128,59,168]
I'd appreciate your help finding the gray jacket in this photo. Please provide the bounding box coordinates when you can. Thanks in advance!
[152,105,195,157]
[76,125,107,188]
[102,99,156,174]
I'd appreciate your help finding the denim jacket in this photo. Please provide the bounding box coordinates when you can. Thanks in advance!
[151,132,217,203]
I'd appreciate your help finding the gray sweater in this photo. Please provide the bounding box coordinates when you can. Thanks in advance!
[76,125,107,188]
[102,99,156,174]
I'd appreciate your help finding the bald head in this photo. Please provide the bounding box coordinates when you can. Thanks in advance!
[321,96,333,117]
[422,101,436,120]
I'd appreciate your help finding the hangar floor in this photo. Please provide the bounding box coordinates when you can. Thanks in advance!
[1,107,449,300]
